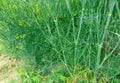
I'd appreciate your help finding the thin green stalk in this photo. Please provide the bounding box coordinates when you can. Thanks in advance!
[65,0,77,73]
[115,0,120,18]
[95,0,116,75]
[76,0,86,43]
[54,18,73,77]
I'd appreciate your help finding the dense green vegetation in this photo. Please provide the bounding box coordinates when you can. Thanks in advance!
[0,0,120,82]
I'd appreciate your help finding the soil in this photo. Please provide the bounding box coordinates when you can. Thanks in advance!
[0,55,21,83]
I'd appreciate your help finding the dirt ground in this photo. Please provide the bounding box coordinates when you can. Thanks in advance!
[0,55,21,83]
